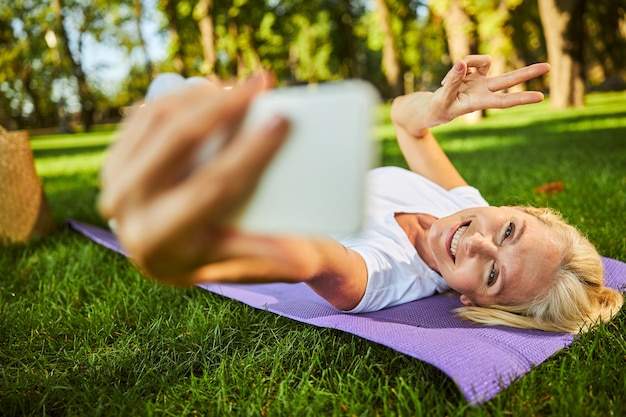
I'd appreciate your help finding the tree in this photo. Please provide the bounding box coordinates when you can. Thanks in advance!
[230,0,366,83]
[194,0,217,75]
[374,0,402,97]
[430,0,477,62]
[49,0,137,130]
[51,0,99,131]
[133,0,155,81]
[287,11,336,82]
[583,1,626,91]
[538,0,585,108]
[508,0,547,69]
[328,0,364,79]
[476,0,524,81]
[160,0,189,75]
[0,1,62,129]
[400,5,449,92]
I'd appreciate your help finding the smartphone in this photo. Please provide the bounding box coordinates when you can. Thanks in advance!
[226,80,380,235]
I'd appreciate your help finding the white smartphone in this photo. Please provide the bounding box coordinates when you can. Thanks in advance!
[225,80,380,235]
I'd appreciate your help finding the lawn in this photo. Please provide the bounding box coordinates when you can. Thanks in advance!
[1,92,625,416]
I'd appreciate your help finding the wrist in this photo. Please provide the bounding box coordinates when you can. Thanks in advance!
[412,127,430,139]
[390,92,433,138]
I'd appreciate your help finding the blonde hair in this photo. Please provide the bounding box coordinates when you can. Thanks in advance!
[454,207,624,334]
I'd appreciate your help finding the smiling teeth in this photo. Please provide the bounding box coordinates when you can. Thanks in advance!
[450,225,468,257]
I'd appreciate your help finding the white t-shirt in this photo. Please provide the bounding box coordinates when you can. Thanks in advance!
[337,166,489,313]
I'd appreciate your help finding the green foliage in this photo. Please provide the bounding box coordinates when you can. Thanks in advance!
[584,1,626,87]
[290,12,336,82]
[1,0,625,129]
[396,5,449,90]
[508,0,546,70]
[0,1,62,128]
[1,92,625,416]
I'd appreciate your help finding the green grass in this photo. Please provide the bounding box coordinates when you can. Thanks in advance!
[1,92,625,416]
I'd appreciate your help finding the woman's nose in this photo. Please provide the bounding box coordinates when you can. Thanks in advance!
[465,233,496,258]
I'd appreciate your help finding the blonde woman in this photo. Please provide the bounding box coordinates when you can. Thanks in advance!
[99,55,623,334]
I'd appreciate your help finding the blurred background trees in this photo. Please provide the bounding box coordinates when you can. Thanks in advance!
[1,0,624,131]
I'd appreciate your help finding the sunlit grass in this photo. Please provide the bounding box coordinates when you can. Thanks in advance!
[1,92,625,416]
[35,153,108,177]
[30,132,116,151]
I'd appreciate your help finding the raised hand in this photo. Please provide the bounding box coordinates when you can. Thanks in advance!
[391,55,550,137]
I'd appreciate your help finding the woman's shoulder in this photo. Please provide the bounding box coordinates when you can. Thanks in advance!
[367,165,489,208]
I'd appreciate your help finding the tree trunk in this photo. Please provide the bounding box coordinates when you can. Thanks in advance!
[538,0,585,108]
[339,0,359,79]
[195,0,217,75]
[51,0,95,131]
[478,0,508,79]
[441,0,477,61]
[374,0,402,97]
[431,0,481,123]
[162,0,187,76]
[134,0,154,81]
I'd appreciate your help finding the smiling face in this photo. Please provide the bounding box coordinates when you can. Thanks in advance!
[427,206,564,307]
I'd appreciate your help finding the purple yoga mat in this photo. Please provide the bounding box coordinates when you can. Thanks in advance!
[67,219,626,404]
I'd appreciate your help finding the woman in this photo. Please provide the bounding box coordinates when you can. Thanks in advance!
[99,55,623,334]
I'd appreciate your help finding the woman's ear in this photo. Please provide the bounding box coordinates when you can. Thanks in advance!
[460,294,474,306]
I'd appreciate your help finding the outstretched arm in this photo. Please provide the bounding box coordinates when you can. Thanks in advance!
[98,73,367,310]
[391,55,550,190]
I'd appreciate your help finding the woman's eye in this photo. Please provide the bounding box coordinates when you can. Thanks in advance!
[503,222,514,240]
[487,266,497,287]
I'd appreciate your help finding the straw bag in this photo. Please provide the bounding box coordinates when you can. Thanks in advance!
[0,126,56,244]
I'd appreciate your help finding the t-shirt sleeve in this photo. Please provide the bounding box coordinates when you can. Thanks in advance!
[343,241,449,314]
[448,185,489,208]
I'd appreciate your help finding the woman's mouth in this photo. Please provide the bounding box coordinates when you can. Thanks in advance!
[448,223,470,262]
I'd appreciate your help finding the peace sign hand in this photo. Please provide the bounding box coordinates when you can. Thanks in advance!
[391,55,551,137]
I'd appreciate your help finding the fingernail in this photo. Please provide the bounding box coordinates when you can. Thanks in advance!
[454,60,464,72]
[267,115,291,145]
[264,114,289,135]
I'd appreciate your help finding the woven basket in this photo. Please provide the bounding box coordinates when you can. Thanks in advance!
[0,127,56,244]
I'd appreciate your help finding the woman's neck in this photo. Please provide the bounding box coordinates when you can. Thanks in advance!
[394,212,439,272]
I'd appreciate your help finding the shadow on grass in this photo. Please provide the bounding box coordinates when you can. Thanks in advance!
[379,116,626,168]
[33,143,111,159]
[435,110,626,143]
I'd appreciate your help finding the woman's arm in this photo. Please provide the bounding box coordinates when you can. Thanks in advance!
[98,73,367,310]
[187,234,368,311]
[390,55,550,190]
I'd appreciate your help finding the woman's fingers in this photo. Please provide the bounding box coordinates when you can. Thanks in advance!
[487,63,551,92]
[98,87,228,217]
[396,56,550,135]
[118,114,290,274]
[439,60,467,105]
[123,113,290,246]
[128,74,267,185]
[177,114,291,228]
[463,55,492,76]
[482,91,545,109]
[100,74,271,217]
